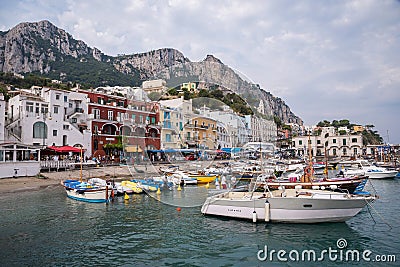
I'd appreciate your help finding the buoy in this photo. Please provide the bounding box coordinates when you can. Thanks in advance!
[177,184,182,191]
[264,202,270,222]
[156,187,161,195]
[124,193,130,200]
[176,207,181,212]
[252,211,257,223]
[205,183,210,189]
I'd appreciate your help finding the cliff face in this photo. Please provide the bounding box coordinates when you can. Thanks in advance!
[0,20,104,74]
[113,48,190,79]
[0,20,302,125]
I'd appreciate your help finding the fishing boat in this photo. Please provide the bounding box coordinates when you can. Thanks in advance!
[201,187,377,223]
[61,179,112,203]
[257,176,366,194]
[187,172,218,184]
[61,148,112,203]
[120,181,144,194]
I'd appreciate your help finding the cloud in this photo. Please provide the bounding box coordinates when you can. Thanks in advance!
[1,0,400,143]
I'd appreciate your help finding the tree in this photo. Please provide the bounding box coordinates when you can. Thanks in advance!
[147,92,161,101]
[317,120,331,127]
[168,88,178,96]
[198,89,210,98]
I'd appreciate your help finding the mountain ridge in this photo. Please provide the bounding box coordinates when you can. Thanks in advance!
[0,20,302,125]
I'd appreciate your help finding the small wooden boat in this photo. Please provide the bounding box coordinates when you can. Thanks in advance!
[61,149,112,203]
[61,179,112,203]
[120,181,144,194]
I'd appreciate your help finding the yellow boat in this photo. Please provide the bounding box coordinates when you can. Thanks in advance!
[121,181,143,194]
[188,174,218,184]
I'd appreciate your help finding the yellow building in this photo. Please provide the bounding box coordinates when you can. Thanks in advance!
[353,125,364,132]
[181,82,197,93]
[184,116,217,149]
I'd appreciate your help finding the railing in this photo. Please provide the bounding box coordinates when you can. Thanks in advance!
[40,160,74,171]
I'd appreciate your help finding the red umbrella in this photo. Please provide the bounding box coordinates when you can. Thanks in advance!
[48,146,84,153]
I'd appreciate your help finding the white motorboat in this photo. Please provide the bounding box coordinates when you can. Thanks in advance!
[341,160,398,179]
[201,187,377,223]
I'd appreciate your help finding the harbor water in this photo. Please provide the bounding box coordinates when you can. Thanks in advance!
[0,178,399,266]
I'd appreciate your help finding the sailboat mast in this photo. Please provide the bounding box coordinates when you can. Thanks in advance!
[80,147,83,182]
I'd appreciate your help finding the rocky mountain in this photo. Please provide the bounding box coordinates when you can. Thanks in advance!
[0,20,302,125]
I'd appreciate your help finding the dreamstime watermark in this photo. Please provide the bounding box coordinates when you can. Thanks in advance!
[257,238,396,263]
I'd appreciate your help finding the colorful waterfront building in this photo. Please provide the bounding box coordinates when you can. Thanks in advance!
[80,88,161,159]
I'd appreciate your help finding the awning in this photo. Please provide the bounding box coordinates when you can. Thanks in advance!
[47,146,84,153]
[125,146,143,152]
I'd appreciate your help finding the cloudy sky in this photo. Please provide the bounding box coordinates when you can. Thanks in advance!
[1,0,400,143]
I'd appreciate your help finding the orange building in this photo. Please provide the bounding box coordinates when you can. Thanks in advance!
[184,116,217,149]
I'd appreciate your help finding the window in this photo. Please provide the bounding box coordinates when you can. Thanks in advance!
[56,94,60,100]
[26,102,34,113]
[72,118,77,123]
[333,139,337,144]
[54,106,59,114]
[64,96,68,102]
[108,110,113,120]
[352,138,358,143]
[53,130,57,136]
[131,114,136,122]
[151,117,155,124]
[343,139,347,146]
[139,115,143,123]
[187,132,191,140]
[35,103,40,114]
[333,148,337,156]
[343,148,347,155]
[317,140,321,145]
[94,125,98,134]
[166,134,171,142]
[41,104,48,114]
[63,125,69,130]
[299,140,302,146]
[93,109,100,119]
[33,122,47,138]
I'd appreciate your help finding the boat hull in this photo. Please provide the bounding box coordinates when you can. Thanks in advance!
[201,191,375,223]
[194,175,217,184]
[365,171,398,179]
[61,180,112,203]
[64,188,111,203]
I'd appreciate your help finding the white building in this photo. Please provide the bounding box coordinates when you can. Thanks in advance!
[201,108,251,147]
[5,88,92,157]
[248,115,277,143]
[216,121,231,148]
[142,79,167,94]
[291,127,363,158]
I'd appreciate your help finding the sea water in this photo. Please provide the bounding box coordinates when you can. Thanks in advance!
[0,178,399,266]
